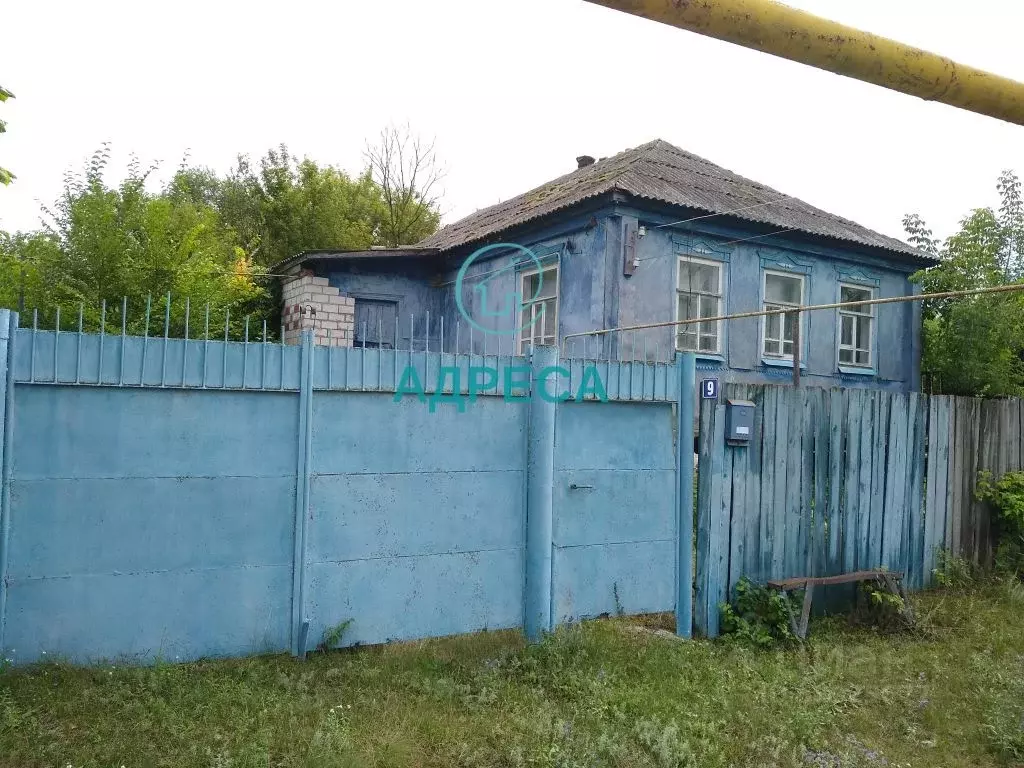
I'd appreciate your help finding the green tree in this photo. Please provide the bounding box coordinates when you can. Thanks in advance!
[907,171,1024,397]
[0,85,14,185]
[217,145,391,267]
[1,132,444,335]
[0,230,49,311]
[4,146,265,335]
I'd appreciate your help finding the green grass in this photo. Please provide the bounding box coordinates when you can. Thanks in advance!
[2,584,1023,768]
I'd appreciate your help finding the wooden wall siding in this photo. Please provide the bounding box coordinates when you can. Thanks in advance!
[696,386,1024,637]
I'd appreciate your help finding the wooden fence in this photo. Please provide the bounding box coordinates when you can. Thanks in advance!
[695,384,1024,637]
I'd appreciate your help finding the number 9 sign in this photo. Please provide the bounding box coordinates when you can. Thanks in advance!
[701,378,719,400]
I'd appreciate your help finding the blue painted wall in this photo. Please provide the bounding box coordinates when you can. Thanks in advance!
[324,258,444,350]
[305,393,527,646]
[623,214,922,391]
[552,401,677,622]
[317,197,923,391]
[6,385,298,663]
[0,325,682,665]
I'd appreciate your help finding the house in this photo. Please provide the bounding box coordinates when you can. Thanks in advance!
[275,139,936,391]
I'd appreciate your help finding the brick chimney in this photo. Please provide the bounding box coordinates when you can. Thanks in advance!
[281,268,355,347]
[576,155,595,169]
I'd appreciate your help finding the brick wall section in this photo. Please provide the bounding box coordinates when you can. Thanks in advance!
[282,269,355,347]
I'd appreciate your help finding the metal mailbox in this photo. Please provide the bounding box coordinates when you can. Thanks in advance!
[725,399,755,445]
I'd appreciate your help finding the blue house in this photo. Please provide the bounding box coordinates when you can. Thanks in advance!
[276,139,935,391]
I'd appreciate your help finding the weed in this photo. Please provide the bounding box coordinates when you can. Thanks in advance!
[982,655,1024,765]
[848,582,911,633]
[719,577,796,648]
[612,582,624,617]
[985,705,1024,765]
[994,539,1024,579]
[318,619,354,653]
[934,549,983,589]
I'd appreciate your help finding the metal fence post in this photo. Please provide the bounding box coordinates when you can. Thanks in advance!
[291,328,314,657]
[675,352,696,637]
[525,345,557,642]
[0,310,18,655]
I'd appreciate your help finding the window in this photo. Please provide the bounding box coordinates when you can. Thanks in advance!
[838,284,874,367]
[762,271,805,359]
[353,298,398,348]
[518,265,558,353]
[676,257,723,354]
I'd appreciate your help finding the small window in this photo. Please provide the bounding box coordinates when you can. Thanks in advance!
[838,284,874,368]
[762,271,805,359]
[676,256,723,354]
[353,298,398,348]
[518,265,558,353]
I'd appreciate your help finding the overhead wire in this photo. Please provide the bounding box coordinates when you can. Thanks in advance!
[563,282,1024,340]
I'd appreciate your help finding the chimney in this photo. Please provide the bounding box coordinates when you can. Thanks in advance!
[576,155,595,169]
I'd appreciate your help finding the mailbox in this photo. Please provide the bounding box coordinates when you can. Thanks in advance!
[725,399,755,445]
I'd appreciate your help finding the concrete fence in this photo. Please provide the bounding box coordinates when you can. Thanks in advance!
[0,309,691,665]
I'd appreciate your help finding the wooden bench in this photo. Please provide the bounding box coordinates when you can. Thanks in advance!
[767,570,914,640]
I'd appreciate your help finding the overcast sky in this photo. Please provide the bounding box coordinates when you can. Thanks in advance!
[2,0,1023,244]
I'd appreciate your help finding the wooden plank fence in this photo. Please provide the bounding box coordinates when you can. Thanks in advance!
[695,384,1024,637]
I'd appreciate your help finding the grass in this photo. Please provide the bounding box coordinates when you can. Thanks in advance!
[1,583,1023,768]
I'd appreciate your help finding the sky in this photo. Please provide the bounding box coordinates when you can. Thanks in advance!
[2,0,1023,244]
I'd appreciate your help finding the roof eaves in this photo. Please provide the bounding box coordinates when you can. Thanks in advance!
[271,247,441,274]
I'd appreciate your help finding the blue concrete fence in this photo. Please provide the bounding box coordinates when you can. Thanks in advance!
[0,309,694,665]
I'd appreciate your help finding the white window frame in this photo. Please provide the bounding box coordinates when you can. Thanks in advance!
[761,270,806,360]
[837,283,875,369]
[517,264,559,354]
[675,255,724,355]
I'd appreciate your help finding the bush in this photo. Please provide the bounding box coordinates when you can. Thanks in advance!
[976,470,1024,578]
[719,578,796,649]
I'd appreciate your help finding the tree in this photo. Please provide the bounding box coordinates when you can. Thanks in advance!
[3,145,265,335]
[365,125,443,247]
[0,230,49,311]
[0,130,445,336]
[907,171,1024,397]
[0,85,14,185]
[901,213,939,256]
[214,145,395,267]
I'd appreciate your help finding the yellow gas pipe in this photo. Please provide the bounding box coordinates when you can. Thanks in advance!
[583,0,1024,126]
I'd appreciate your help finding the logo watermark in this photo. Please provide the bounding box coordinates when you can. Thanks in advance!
[454,242,548,337]
[393,363,608,412]
[394,243,607,411]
